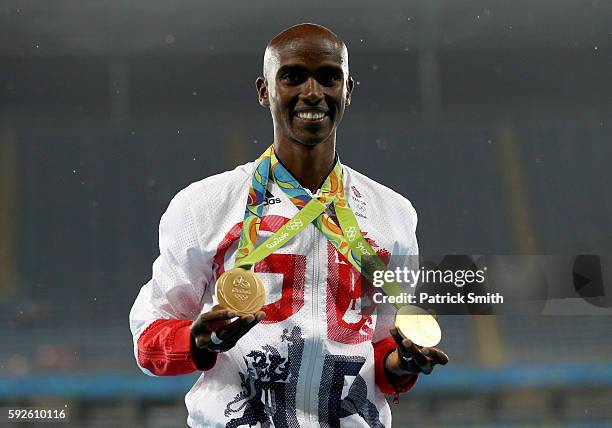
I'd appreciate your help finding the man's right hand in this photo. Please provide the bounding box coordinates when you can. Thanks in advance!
[190,305,266,353]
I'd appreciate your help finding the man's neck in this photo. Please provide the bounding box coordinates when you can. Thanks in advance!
[273,138,336,193]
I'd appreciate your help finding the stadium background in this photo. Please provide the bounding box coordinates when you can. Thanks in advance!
[1,1,611,426]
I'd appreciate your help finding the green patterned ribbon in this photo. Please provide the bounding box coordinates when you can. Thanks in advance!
[234,145,403,307]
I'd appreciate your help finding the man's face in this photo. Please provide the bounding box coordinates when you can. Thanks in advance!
[257,35,353,147]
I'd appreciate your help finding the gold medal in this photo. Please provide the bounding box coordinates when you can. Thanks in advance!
[395,305,442,348]
[215,267,266,316]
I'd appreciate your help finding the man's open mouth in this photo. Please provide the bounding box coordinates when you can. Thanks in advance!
[294,110,327,121]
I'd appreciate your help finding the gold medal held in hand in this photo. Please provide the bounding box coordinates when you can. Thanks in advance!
[215,267,266,316]
[395,305,442,348]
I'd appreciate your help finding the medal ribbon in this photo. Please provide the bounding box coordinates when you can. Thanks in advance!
[235,145,403,306]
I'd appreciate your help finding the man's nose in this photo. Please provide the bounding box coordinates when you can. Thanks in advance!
[300,77,324,103]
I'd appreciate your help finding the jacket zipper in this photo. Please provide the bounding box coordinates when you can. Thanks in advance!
[304,226,321,424]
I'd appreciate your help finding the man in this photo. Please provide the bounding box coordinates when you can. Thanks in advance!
[130,23,448,427]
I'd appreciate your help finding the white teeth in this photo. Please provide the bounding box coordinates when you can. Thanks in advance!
[296,111,325,120]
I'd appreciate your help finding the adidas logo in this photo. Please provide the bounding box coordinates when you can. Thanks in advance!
[263,190,281,206]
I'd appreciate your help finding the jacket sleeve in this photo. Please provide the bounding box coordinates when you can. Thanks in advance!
[129,186,216,376]
[136,319,217,375]
[373,337,418,397]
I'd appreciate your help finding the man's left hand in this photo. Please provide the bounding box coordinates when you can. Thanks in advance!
[385,327,449,377]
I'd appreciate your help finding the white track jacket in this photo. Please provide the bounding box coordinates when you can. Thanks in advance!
[129,160,419,427]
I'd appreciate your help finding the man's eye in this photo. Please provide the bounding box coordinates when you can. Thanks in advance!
[282,73,300,83]
[320,72,342,85]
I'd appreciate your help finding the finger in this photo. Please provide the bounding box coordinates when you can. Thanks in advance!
[390,328,423,364]
[193,332,210,349]
[401,338,429,368]
[207,318,233,331]
[217,314,254,341]
[389,327,405,348]
[190,320,210,337]
[206,312,266,352]
[389,328,409,359]
[191,309,237,336]
[209,313,265,352]
[226,311,266,342]
[198,308,238,324]
[422,347,449,365]
[216,311,266,342]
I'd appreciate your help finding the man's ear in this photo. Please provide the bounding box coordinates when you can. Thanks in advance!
[345,76,355,107]
[256,76,270,107]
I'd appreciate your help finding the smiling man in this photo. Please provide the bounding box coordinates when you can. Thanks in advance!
[130,23,448,427]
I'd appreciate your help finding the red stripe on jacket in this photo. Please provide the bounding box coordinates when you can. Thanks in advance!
[373,336,418,399]
[137,319,217,375]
